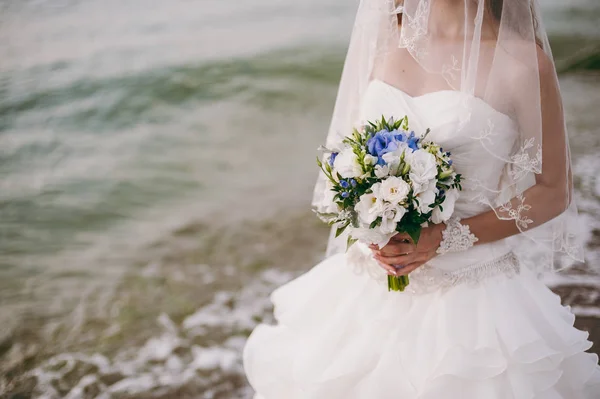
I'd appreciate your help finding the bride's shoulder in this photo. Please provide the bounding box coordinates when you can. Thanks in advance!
[492,41,561,124]
[492,39,554,78]
[490,40,557,98]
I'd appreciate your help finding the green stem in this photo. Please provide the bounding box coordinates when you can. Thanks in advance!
[387,274,411,292]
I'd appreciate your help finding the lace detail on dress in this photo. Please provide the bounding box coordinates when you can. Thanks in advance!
[436,217,479,254]
[346,244,520,295]
[406,252,520,294]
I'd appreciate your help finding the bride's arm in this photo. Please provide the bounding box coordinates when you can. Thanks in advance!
[373,50,571,274]
[461,50,571,244]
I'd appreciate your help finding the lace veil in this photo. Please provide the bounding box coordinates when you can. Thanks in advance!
[312,0,585,274]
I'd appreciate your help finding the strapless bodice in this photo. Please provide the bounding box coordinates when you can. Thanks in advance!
[351,80,522,289]
[360,79,519,215]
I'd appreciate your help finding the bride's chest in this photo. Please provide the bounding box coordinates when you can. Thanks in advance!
[359,80,520,179]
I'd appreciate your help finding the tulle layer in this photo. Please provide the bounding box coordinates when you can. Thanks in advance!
[243,253,600,399]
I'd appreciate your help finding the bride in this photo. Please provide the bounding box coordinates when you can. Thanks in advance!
[243,0,600,397]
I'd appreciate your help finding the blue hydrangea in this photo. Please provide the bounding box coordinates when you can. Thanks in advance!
[367,129,418,165]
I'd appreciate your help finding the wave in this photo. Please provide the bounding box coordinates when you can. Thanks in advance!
[2,34,597,132]
[0,46,345,132]
[557,46,600,74]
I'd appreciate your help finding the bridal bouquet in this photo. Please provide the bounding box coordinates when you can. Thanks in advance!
[315,116,462,292]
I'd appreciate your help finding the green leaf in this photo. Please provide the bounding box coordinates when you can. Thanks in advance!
[439,168,454,179]
[403,223,422,244]
[401,115,409,131]
[335,224,348,238]
[401,161,410,175]
[346,235,358,250]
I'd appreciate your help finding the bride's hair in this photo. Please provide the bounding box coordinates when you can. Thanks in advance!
[486,0,506,20]
[487,0,537,27]
[486,0,543,47]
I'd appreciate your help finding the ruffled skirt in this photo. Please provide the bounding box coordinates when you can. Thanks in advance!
[243,252,600,398]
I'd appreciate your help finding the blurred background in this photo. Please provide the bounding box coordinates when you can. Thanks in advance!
[0,0,598,397]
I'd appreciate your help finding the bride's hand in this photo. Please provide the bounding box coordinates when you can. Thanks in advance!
[369,224,445,276]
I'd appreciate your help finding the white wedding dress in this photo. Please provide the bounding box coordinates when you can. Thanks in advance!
[243,79,600,398]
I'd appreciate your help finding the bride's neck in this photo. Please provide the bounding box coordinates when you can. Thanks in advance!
[426,0,495,40]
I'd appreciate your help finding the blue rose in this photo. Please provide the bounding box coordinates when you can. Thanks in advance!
[340,179,350,189]
[341,191,350,198]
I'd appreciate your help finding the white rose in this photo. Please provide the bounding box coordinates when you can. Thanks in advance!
[379,203,407,234]
[374,164,390,179]
[370,182,383,198]
[379,176,411,204]
[381,144,408,175]
[414,186,438,214]
[431,189,460,224]
[333,147,363,178]
[355,192,381,225]
[406,149,438,194]
[381,154,400,175]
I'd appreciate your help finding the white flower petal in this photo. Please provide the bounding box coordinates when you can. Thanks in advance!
[431,189,460,224]
[374,164,390,179]
[350,227,395,248]
[355,193,379,225]
[415,187,438,214]
[364,154,378,166]
[406,149,438,195]
[379,176,411,204]
[333,147,363,178]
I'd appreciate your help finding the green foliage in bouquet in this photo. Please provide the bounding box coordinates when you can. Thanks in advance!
[315,115,463,292]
